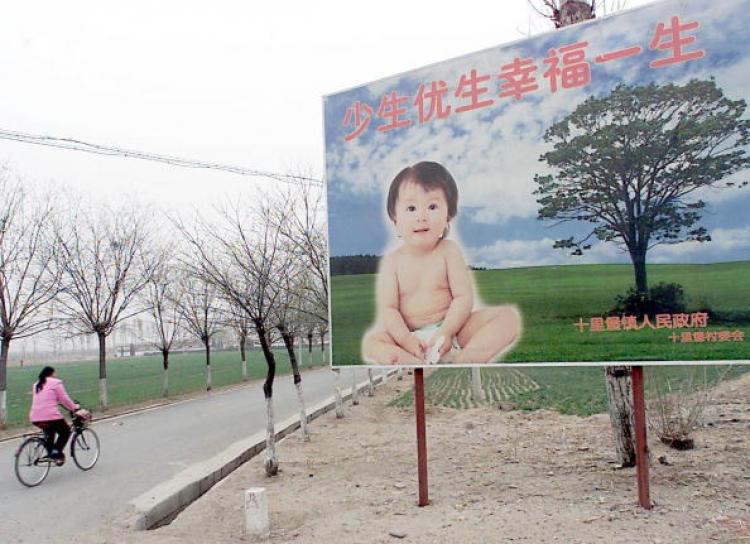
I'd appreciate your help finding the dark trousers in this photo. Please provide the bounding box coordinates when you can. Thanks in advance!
[34,419,71,455]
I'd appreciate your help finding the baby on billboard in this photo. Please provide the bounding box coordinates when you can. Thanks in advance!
[361,161,522,365]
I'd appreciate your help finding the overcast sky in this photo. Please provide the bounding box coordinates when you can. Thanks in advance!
[0,0,661,213]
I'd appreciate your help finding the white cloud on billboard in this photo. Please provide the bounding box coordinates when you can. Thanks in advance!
[328,0,750,229]
[469,227,750,271]
[650,228,750,263]
[466,236,624,270]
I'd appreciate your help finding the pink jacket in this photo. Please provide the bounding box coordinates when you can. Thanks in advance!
[29,377,79,422]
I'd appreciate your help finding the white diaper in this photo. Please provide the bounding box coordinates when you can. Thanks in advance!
[410,322,460,364]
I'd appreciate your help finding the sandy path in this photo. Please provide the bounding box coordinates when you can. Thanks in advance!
[82,371,750,544]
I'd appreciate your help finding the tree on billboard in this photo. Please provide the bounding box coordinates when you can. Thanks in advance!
[535,79,749,465]
[535,79,750,295]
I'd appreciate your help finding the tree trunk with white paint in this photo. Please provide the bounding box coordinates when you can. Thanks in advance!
[351,369,359,405]
[334,369,344,418]
[99,378,108,410]
[295,382,309,441]
[162,351,170,397]
[204,338,212,392]
[280,328,309,441]
[264,396,278,476]
[605,366,636,467]
[98,332,109,410]
[367,369,375,396]
[257,323,279,476]
[240,335,248,381]
[297,336,303,368]
[0,336,9,428]
[0,389,5,430]
[471,367,484,402]
[162,369,169,398]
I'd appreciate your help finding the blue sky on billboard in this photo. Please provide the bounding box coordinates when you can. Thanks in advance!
[325,0,750,269]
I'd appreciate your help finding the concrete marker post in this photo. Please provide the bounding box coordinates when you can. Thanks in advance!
[245,487,270,537]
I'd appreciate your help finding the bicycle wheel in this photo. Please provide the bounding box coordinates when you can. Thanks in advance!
[14,437,51,487]
[71,428,100,470]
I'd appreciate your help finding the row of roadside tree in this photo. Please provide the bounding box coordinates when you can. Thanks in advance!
[0,166,328,473]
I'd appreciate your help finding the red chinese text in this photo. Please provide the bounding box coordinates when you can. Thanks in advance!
[543,41,591,93]
[499,57,539,101]
[342,101,373,142]
[649,15,705,68]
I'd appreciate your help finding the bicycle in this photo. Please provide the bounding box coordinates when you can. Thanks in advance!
[14,408,100,487]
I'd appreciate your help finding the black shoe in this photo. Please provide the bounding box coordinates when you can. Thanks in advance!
[50,449,65,466]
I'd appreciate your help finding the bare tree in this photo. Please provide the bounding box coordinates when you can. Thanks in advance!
[266,180,333,439]
[145,254,187,396]
[225,300,252,381]
[177,196,295,476]
[275,181,329,325]
[0,171,60,428]
[306,327,314,354]
[270,261,311,441]
[175,273,223,392]
[318,322,328,353]
[55,200,155,410]
[528,0,626,29]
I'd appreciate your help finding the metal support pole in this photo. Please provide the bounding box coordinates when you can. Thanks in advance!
[414,368,429,506]
[631,365,652,509]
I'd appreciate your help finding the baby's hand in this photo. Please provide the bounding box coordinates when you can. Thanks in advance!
[400,335,426,361]
[428,329,452,359]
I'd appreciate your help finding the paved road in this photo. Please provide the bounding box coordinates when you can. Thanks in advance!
[0,367,369,543]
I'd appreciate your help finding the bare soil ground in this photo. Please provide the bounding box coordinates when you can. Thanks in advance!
[86,371,749,544]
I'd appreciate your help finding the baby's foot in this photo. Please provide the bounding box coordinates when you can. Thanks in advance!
[438,347,461,364]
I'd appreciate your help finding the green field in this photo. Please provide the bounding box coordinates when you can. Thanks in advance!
[388,364,750,416]
[4,346,328,429]
[331,262,750,365]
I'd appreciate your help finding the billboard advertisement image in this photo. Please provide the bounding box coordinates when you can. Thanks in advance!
[324,0,750,367]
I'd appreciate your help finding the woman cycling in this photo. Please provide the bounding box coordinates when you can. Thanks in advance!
[28,366,86,466]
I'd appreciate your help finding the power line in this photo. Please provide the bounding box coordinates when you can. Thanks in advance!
[0,128,323,185]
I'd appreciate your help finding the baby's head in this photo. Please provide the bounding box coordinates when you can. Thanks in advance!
[386,161,459,246]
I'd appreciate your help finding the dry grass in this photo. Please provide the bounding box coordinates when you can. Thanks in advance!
[646,368,720,450]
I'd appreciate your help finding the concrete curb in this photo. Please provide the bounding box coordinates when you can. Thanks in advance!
[124,369,395,531]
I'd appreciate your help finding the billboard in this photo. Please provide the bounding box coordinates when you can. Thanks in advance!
[324,0,750,367]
